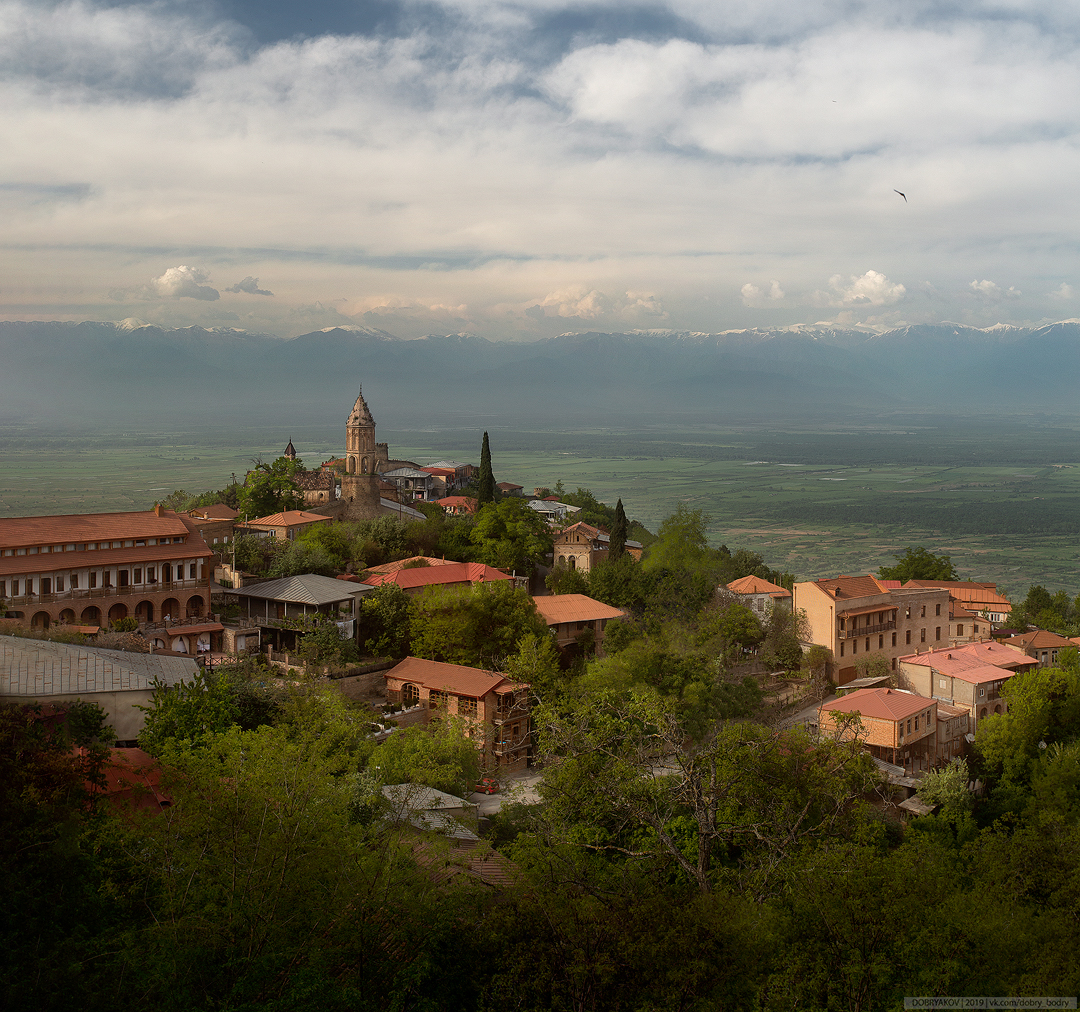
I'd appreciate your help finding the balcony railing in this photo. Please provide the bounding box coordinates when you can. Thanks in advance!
[3,579,206,607]
[494,700,531,724]
[493,734,531,755]
[839,621,896,639]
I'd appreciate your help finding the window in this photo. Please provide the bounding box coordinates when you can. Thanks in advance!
[906,630,911,644]
[840,642,844,657]
[921,605,926,618]
[71,574,78,589]
[865,638,870,651]
[134,568,142,584]
[457,696,478,717]
[920,628,926,642]
[41,578,51,594]
[124,540,134,548]
[852,640,857,654]
[907,719,912,734]
[957,624,963,637]
[104,571,112,587]
[119,570,129,588]
[914,717,919,730]
[25,579,33,594]
[892,632,897,647]
[935,603,941,616]
[135,540,145,547]
[189,563,197,579]
[429,690,449,709]
[147,567,156,583]
[879,635,884,649]
[90,572,97,589]
[55,576,64,592]
[935,627,941,640]
[10,580,17,596]
[939,678,947,690]
[974,623,980,634]
[0,581,4,597]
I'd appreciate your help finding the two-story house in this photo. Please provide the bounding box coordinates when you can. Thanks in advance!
[793,574,952,684]
[726,575,792,616]
[0,505,213,629]
[1003,629,1076,668]
[552,521,643,574]
[818,686,938,775]
[532,593,627,654]
[384,657,532,774]
[897,640,1036,729]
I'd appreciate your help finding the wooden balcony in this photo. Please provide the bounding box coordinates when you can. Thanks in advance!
[839,620,896,639]
[4,579,206,607]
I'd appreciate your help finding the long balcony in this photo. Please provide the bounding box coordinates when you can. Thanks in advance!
[3,579,207,607]
[493,699,531,724]
[839,620,896,639]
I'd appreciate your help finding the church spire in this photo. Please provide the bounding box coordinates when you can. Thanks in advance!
[283,437,296,460]
[348,386,375,427]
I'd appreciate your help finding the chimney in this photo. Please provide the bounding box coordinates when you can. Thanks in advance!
[154,503,164,517]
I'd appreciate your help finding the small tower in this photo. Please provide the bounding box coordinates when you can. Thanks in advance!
[341,386,383,519]
[283,438,296,461]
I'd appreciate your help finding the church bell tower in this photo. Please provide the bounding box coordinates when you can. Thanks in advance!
[341,386,386,518]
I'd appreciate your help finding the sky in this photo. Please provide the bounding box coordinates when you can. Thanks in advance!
[2,0,1080,339]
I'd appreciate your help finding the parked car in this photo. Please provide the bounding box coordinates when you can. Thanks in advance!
[474,778,500,795]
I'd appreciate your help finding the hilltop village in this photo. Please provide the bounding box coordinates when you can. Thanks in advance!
[2,386,1080,1009]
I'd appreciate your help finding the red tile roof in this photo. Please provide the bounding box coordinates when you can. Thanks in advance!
[1006,629,1076,650]
[363,556,458,577]
[187,504,239,520]
[813,574,891,599]
[726,575,791,598]
[87,747,171,812]
[496,482,523,491]
[364,561,511,590]
[385,656,521,698]
[0,509,192,548]
[822,687,934,722]
[899,641,1033,682]
[533,594,627,625]
[241,510,331,527]
[904,580,1013,612]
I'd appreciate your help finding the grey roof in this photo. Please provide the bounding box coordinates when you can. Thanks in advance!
[0,635,198,697]
[427,460,471,469]
[382,467,431,479]
[381,784,479,841]
[229,572,374,605]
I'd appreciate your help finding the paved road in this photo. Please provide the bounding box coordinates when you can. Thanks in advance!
[469,770,544,815]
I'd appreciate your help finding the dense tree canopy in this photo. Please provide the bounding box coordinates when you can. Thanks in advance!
[877,545,960,582]
[237,455,305,518]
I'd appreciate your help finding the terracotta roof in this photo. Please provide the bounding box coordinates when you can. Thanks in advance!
[899,641,1033,682]
[812,574,892,599]
[187,504,238,520]
[533,594,627,625]
[421,467,457,477]
[904,580,1013,611]
[363,556,457,577]
[241,510,331,527]
[385,656,522,698]
[0,540,212,577]
[437,496,478,513]
[0,508,193,549]
[1007,629,1075,649]
[364,562,511,591]
[496,482,523,491]
[727,575,792,598]
[936,701,970,719]
[87,747,171,812]
[555,521,605,539]
[950,603,982,619]
[159,622,223,638]
[821,687,935,722]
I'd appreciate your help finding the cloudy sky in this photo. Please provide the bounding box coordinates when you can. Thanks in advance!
[2,0,1079,338]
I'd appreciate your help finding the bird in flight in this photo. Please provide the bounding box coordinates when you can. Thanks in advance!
[894,189,907,202]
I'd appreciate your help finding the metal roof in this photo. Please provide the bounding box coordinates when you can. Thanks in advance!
[229,573,374,605]
[0,635,198,696]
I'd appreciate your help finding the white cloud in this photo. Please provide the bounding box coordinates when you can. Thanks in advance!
[226,276,274,296]
[814,271,906,308]
[970,279,1021,299]
[150,266,219,301]
[1048,282,1074,300]
[741,280,785,307]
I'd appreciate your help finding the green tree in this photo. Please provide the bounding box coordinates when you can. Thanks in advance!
[367,718,481,796]
[471,496,553,573]
[358,583,414,657]
[410,582,549,668]
[238,455,305,519]
[610,497,628,560]
[877,546,959,583]
[917,757,974,816]
[853,651,891,681]
[504,632,564,700]
[137,669,240,755]
[296,520,361,571]
[644,502,710,572]
[296,615,360,670]
[477,431,496,505]
[545,564,590,595]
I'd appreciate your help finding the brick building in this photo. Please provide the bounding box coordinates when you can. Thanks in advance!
[819,687,938,775]
[0,505,213,628]
[793,574,953,685]
[552,521,643,574]
[897,641,1036,730]
[384,656,532,774]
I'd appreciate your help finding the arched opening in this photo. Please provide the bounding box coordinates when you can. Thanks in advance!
[402,683,420,706]
[568,556,576,570]
[31,611,51,629]
[994,704,1002,714]
[108,603,128,624]
[162,598,181,622]
[196,633,211,653]
[979,707,988,719]
[152,637,167,650]
[348,456,356,474]
[361,457,368,474]
[173,636,188,653]
[58,609,76,624]
[135,600,154,622]
[187,595,204,618]
[81,606,101,625]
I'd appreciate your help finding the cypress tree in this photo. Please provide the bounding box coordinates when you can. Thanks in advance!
[478,431,496,504]
[610,498,628,560]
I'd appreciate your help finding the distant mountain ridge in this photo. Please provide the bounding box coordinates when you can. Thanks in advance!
[1,319,1077,429]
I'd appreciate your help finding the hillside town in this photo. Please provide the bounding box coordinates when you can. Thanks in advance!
[4,387,1080,1008]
